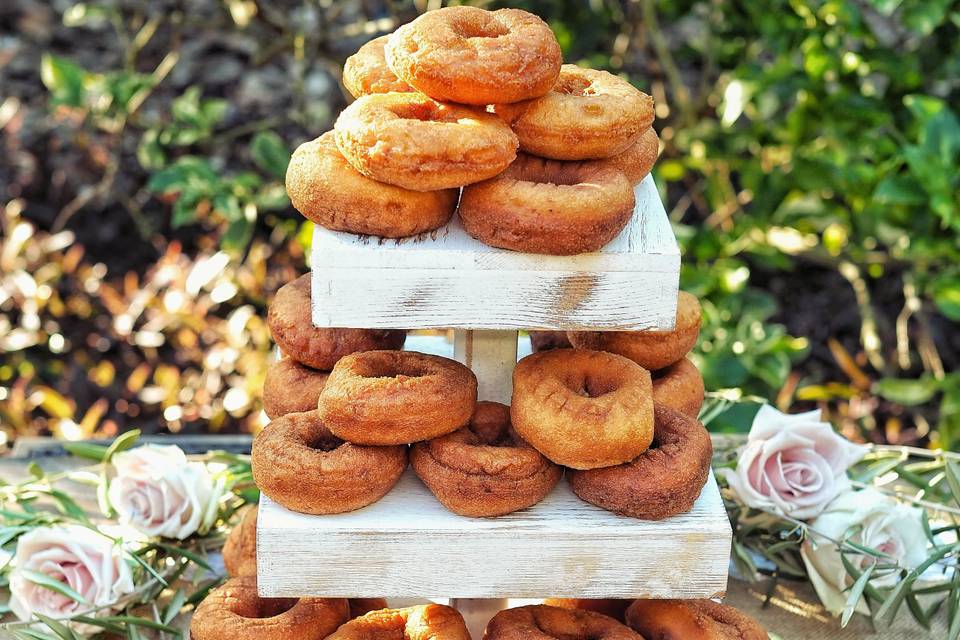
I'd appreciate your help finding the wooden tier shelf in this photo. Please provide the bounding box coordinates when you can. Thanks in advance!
[310,175,680,331]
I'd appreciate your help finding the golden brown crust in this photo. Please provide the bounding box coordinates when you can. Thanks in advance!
[593,127,660,185]
[484,605,643,640]
[493,65,655,160]
[334,92,518,191]
[510,349,654,470]
[411,401,562,516]
[529,331,572,352]
[348,598,388,619]
[286,133,457,237]
[570,404,713,520]
[625,599,768,640]
[328,604,471,640]
[542,599,632,622]
[568,291,701,370]
[262,358,329,420]
[343,35,414,98]
[190,577,349,640]
[652,357,705,419]
[459,154,635,255]
[267,274,406,370]
[318,350,478,445]
[385,7,561,105]
[251,410,407,515]
[222,505,258,578]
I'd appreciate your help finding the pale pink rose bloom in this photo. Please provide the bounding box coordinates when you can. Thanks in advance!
[719,405,868,519]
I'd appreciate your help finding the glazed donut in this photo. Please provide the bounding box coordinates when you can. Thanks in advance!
[494,65,654,160]
[484,605,643,640]
[652,357,705,419]
[267,274,406,370]
[511,349,653,470]
[625,599,768,640]
[459,154,635,255]
[349,598,388,619]
[318,350,478,445]
[252,410,407,514]
[335,92,517,191]
[263,358,328,420]
[569,404,713,519]
[190,577,348,640]
[385,6,561,105]
[343,35,413,98]
[286,133,457,238]
[529,331,572,352]
[542,599,631,622]
[328,604,471,640]
[411,401,562,516]
[568,291,701,370]
[223,505,258,577]
[593,127,660,186]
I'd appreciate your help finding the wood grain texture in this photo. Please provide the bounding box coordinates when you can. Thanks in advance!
[256,471,731,599]
[311,176,680,330]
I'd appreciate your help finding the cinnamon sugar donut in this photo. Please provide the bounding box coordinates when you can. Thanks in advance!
[318,350,478,445]
[484,605,643,640]
[286,133,456,238]
[459,154,635,255]
[267,274,406,370]
[223,505,258,577]
[570,404,713,519]
[262,358,328,420]
[343,35,413,97]
[626,599,768,640]
[334,92,517,191]
[328,604,471,640]
[252,410,407,514]
[594,127,660,185]
[385,6,561,105]
[511,349,654,470]
[494,65,654,160]
[411,401,561,516]
[190,577,348,640]
[568,292,701,370]
[652,357,705,419]
[542,599,631,622]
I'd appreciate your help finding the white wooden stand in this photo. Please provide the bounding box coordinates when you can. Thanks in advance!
[258,177,732,638]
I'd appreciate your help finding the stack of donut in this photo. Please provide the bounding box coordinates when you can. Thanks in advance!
[286,5,660,255]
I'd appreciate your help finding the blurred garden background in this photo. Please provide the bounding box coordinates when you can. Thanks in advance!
[0,0,957,450]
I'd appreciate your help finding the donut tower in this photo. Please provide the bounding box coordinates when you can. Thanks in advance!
[240,6,734,639]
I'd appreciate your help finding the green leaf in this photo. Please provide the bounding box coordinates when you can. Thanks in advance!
[944,461,960,507]
[40,55,87,107]
[933,278,960,321]
[164,588,188,624]
[874,573,915,625]
[27,462,44,481]
[21,570,89,605]
[13,630,62,640]
[104,430,141,463]
[62,441,111,462]
[874,377,941,406]
[137,130,166,171]
[841,562,874,627]
[250,131,290,179]
[873,175,926,206]
[152,542,213,571]
[99,616,180,634]
[34,613,80,640]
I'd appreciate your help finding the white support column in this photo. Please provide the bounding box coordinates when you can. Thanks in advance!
[451,597,508,639]
[453,330,519,403]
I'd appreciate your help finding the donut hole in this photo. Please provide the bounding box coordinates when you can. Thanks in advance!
[353,355,431,381]
[230,596,298,619]
[511,158,591,188]
[389,101,442,122]
[451,15,509,39]
[566,372,618,398]
[555,74,598,97]
[305,430,344,452]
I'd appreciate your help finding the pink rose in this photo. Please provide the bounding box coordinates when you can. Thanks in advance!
[719,405,868,519]
[9,525,134,632]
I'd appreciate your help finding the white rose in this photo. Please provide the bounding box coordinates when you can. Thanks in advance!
[801,488,929,616]
[109,444,223,540]
[9,525,135,634]
[718,405,868,519]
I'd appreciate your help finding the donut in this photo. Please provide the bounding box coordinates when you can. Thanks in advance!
[267,274,406,370]
[349,598,388,619]
[263,358,328,420]
[328,604,471,640]
[493,65,654,160]
[334,92,518,191]
[569,404,713,519]
[625,599,768,640]
[252,410,407,514]
[223,505,258,577]
[318,350,477,445]
[459,154,635,255]
[286,133,457,238]
[568,291,701,370]
[511,349,653,470]
[190,577,348,640]
[529,331,572,352]
[411,401,562,516]
[343,35,413,98]
[652,357,705,419]
[484,605,643,640]
[541,599,631,622]
[385,6,561,105]
[594,127,660,185]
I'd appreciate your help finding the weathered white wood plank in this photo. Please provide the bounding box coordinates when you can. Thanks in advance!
[311,176,680,330]
[256,471,731,600]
